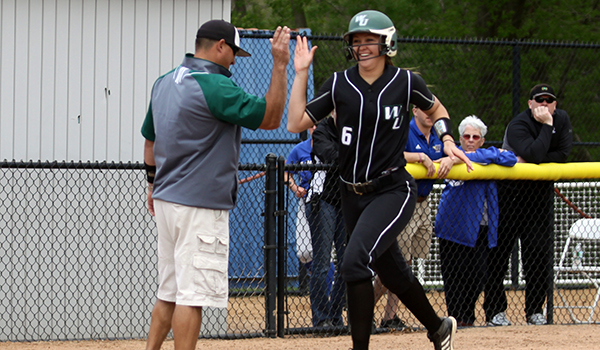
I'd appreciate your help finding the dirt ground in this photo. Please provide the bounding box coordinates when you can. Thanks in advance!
[0,324,597,350]
[228,288,600,332]
[1,289,597,350]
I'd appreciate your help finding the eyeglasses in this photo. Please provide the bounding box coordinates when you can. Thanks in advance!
[534,96,555,104]
[462,134,481,141]
[227,43,239,55]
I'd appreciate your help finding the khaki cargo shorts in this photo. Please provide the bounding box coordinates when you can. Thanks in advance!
[154,199,229,308]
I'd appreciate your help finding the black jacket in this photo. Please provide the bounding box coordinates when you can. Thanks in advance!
[311,117,341,206]
[502,108,572,164]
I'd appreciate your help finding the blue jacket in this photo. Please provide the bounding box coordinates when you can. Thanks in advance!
[405,118,444,197]
[435,147,517,248]
[286,138,313,190]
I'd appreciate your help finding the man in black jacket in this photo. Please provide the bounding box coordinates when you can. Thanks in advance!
[485,84,573,326]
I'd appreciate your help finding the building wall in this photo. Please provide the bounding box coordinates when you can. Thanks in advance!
[0,0,231,162]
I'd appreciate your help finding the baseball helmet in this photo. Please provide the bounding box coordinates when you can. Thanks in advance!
[343,10,398,61]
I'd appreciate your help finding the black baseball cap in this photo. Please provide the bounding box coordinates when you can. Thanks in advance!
[196,19,251,57]
[530,84,556,100]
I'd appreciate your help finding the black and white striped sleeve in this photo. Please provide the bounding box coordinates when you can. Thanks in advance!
[409,72,435,111]
[306,75,335,124]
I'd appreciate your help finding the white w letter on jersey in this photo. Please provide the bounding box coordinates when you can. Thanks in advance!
[384,105,402,130]
[385,106,399,120]
[355,15,369,26]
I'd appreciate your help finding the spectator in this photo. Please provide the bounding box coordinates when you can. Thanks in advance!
[285,125,317,269]
[309,115,347,328]
[286,124,340,327]
[485,84,573,326]
[141,20,290,350]
[373,105,454,329]
[436,116,517,327]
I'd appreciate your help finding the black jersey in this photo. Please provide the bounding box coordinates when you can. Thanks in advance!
[306,65,435,184]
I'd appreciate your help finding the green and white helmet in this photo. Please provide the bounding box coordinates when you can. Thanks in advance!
[343,10,398,60]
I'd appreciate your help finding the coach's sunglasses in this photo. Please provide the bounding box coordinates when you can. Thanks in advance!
[462,134,481,141]
[534,96,556,104]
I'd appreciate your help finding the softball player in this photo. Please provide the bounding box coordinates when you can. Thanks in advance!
[288,10,473,350]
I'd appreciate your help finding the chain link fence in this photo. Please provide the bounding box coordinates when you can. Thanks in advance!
[1,161,599,341]
[237,32,600,163]
[2,32,600,342]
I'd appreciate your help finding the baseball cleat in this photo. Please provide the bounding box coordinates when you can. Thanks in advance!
[527,313,547,325]
[486,312,512,326]
[428,316,457,350]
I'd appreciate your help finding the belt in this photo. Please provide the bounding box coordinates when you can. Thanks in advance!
[344,167,400,195]
[417,196,427,203]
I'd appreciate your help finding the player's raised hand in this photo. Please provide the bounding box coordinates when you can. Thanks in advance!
[443,140,474,172]
[294,35,317,73]
[270,26,291,67]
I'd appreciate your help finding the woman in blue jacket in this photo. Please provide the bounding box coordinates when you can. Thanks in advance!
[435,116,517,327]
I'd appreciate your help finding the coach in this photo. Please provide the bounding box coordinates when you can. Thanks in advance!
[141,20,290,350]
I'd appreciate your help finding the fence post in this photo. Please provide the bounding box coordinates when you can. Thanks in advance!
[276,156,287,337]
[510,42,522,289]
[264,153,277,337]
[512,42,521,118]
[547,232,555,324]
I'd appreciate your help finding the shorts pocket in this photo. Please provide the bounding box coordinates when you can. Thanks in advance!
[197,235,229,256]
[193,255,228,296]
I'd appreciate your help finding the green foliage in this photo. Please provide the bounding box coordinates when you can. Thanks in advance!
[232,0,600,161]
[232,0,600,42]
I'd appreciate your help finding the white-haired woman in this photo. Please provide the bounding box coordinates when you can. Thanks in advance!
[435,115,517,327]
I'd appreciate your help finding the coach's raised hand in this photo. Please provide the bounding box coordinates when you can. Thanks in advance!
[270,26,291,66]
[260,26,291,130]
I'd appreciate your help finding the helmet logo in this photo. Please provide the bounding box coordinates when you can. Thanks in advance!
[355,15,369,26]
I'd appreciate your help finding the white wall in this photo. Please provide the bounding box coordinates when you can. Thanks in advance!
[0,0,231,162]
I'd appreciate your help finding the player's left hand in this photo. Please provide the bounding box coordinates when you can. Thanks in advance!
[294,34,317,74]
[443,140,474,172]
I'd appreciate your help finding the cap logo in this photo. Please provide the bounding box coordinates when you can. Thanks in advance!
[542,87,548,91]
[355,15,369,26]
[234,27,241,47]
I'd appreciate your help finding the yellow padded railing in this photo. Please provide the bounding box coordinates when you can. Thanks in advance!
[407,162,600,181]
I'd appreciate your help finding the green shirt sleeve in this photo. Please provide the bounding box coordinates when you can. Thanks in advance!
[141,101,155,141]
[193,73,266,130]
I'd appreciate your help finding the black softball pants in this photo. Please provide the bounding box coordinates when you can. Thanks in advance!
[340,169,441,349]
[439,227,489,325]
[484,180,555,320]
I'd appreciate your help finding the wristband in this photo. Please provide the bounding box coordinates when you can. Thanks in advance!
[418,153,423,163]
[433,117,453,141]
[144,162,156,184]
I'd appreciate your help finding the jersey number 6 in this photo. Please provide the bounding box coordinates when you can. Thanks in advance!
[341,126,353,146]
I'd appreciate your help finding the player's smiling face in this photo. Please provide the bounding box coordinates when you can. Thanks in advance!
[351,33,382,61]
